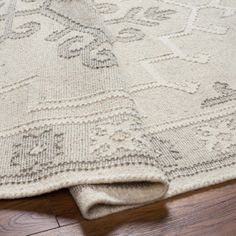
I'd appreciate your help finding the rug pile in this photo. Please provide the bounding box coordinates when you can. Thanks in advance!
[0,0,235,219]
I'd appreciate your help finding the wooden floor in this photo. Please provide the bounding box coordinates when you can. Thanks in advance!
[0,180,236,236]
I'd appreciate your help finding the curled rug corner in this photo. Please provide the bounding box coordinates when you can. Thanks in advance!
[70,170,168,219]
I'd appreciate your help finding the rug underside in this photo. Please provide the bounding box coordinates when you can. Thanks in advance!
[0,0,236,219]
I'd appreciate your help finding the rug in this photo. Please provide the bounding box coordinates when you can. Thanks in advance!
[0,0,235,219]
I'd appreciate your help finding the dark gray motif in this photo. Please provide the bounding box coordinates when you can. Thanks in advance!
[104,6,176,26]
[116,27,145,42]
[95,3,119,14]
[11,129,64,173]
[144,7,176,21]
[103,5,177,43]
[0,0,118,69]
[202,82,236,108]
[0,0,41,43]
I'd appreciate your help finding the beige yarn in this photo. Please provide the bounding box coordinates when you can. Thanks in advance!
[0,0,235,219]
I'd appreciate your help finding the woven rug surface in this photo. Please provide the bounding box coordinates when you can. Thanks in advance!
[0,0,236,219]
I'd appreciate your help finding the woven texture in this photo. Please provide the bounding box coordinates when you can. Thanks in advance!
[0,0,236,219]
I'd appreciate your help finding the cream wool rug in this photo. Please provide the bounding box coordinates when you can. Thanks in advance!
[0,0,236,219]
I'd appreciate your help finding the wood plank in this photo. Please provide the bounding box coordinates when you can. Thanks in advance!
[46,189,84,226]
[33,180,236,236]
[29,223,85,236]
[0,196,59,236]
